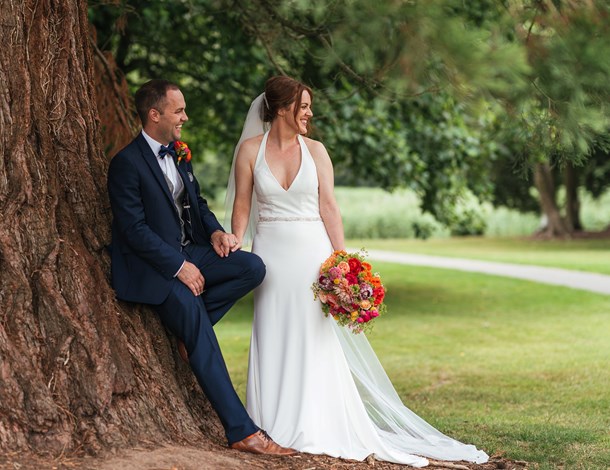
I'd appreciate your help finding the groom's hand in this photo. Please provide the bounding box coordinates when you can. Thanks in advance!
[211,230,241,257]
[177,261,205,296]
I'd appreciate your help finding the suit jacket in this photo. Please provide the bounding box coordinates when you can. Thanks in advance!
[107,132,223,304]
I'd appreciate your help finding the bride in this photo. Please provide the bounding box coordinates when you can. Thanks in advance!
[225,75,489,466]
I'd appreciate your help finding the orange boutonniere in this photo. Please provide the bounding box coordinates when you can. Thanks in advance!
[174,141,192,164]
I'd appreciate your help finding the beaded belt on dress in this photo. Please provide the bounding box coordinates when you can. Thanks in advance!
[258,216,322,222]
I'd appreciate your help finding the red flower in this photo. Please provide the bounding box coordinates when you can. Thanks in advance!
[345,273,359,285]
[174,140,192,164]
[373,287,385,305]
[348,257,363,274]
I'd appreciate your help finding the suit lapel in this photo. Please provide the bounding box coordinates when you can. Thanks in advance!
[135,133,205,239]
[175,159,195,199]
[135,134,174,207]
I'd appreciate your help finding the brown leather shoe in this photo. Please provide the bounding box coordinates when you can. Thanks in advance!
[177,340,189,363]
[230,430,297,456]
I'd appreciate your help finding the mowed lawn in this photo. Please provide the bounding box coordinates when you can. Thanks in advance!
[216,242,610,469]
[349,236,610,275]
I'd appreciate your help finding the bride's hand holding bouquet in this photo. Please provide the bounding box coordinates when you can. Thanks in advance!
[312,250,386,334]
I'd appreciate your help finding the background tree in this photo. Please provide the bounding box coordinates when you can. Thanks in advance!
[491,1,610,236]
[90,0,610,237]
[89,0,523,234]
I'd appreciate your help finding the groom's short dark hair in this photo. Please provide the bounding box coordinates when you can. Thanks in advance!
[135,79,180,126]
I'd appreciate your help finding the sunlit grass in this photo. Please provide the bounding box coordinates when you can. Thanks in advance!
[349,237,610,274]
[216,261,610,469]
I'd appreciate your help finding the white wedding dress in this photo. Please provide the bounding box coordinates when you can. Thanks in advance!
[245,131,489,466]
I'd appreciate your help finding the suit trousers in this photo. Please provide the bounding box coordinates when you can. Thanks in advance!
[154,243,265,444]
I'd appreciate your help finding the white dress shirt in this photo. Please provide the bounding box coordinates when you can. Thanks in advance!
[141,130,184,199]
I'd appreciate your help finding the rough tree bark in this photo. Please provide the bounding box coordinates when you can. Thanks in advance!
[533,162,570,238]
[0,0,223,457]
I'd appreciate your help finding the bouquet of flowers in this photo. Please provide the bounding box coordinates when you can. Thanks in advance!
[312,249,386,334]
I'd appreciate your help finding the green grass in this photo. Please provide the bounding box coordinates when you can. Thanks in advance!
[349,237,610,275]
[216,261,610,469]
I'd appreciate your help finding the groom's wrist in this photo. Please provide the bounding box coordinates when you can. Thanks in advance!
[174,260,186,278]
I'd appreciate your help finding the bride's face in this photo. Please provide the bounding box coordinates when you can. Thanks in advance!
[286,90,313,134]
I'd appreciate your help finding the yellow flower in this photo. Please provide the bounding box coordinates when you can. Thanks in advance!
[350,311,359,321]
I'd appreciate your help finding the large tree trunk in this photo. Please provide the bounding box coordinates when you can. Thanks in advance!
[0,0,222,457]
[564,161,582,232]
[533,162,571,238]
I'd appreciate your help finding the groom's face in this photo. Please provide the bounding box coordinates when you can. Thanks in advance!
[153,89,188,144]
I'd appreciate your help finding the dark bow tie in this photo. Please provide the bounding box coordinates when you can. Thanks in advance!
[158,143,176,159]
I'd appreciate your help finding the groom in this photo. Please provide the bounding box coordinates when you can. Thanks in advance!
[107,79,295,456]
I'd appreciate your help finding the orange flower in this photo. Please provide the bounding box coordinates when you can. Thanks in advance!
[174,140,192,163]
[361,272,374,283]
[321,255,337,272]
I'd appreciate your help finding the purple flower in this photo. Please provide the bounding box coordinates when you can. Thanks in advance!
[359,283,373,299]
[318,275,333,289]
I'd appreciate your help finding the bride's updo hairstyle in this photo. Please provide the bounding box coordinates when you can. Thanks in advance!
[263,75,313,134]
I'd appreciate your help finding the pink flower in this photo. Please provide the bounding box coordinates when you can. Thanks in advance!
[334,281,354,304]
[328,267,342,280]
[337,261,350,274]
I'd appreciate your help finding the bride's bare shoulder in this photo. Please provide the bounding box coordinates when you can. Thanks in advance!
[237,134,265,162]
[302,136,330,159]
[241,134,265,149]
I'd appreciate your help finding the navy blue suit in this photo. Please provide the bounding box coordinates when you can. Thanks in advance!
[107,132,263,444]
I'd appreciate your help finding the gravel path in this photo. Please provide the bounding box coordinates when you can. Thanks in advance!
[362,249,610,295]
